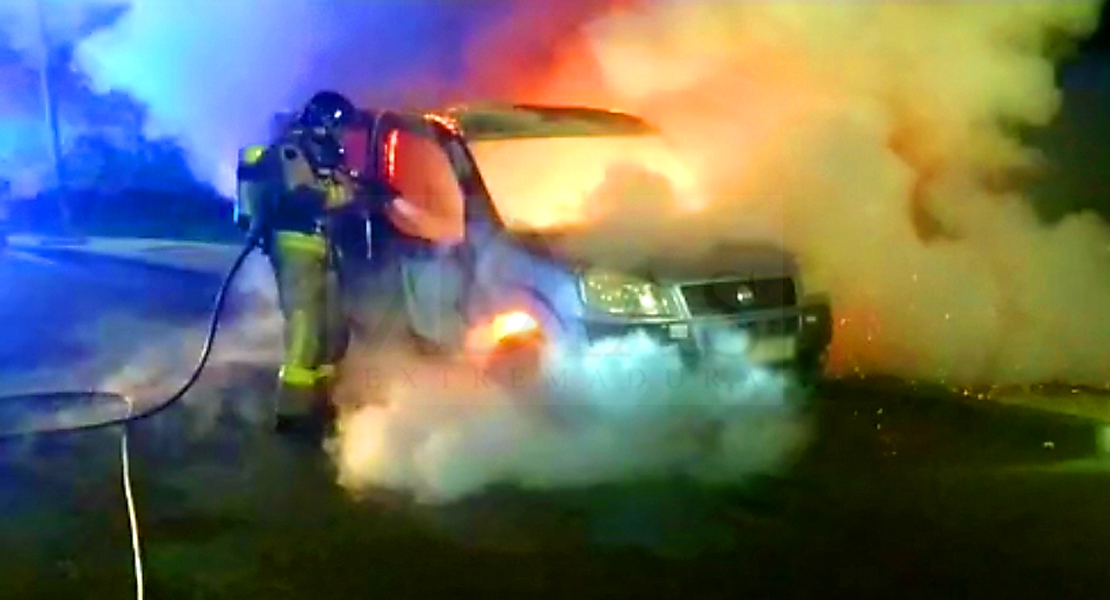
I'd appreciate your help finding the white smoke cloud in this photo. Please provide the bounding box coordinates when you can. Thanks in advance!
[0,0,115,59]
[328,328,809,504]
[74,0,324,192]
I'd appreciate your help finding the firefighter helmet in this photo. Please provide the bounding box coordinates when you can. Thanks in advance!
[298,91,358,133]
[295,91,358,172]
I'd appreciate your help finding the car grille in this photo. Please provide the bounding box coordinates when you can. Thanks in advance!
[680,278,797,316]
[735,314,802,336]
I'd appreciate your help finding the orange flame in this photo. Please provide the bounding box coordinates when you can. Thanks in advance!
[467,135,704,231]
[385,130,399,180]
[465,310,543,360]
[491,311,540,340]
[424,113,462,136]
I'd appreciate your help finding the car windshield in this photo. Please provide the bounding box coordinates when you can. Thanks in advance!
[466,133,702,233]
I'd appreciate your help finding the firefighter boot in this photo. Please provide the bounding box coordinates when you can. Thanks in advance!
[274,378,331,439]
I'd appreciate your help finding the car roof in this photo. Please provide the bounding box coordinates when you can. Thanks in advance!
[266,104,657,142]
[435,104,659,141]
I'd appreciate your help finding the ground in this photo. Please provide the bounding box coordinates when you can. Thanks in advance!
[1,244,1110,599]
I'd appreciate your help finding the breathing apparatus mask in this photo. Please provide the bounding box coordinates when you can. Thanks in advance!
[294,90,359,177]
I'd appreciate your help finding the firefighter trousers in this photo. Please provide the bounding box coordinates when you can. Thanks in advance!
[269,229,350,420]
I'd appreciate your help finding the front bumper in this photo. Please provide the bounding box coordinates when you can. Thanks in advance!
[581,299,832,370]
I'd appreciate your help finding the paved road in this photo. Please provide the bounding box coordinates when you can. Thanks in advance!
[1,248,1109,599]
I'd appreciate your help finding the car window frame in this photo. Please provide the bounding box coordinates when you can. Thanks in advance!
[371,114,470,244]
[372,112,508,236]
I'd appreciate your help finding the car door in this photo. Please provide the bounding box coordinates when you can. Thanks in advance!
[375,117,469,350]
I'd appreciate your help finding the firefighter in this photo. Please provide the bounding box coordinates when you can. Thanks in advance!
[235,91,368,435]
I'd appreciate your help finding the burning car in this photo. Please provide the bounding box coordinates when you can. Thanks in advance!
[361,104,832,384]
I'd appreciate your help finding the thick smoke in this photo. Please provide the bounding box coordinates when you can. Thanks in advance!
[616,2,1109,387]
[0,0,111,57]
[328,322,807,504]
[318,264,808,503]
[485,1,1110,387]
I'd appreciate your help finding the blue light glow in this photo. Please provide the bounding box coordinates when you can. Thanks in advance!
[69,1,525,195]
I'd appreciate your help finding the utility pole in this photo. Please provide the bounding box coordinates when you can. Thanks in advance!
[34,0,74,235]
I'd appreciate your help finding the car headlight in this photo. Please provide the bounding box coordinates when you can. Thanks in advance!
[579,269,682,317]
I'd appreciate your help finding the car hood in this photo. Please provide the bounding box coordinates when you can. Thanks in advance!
[512,228,798,283]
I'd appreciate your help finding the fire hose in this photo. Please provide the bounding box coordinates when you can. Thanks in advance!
[0,236,259,437]
[0,235,261,600]
[0,115,393,596]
